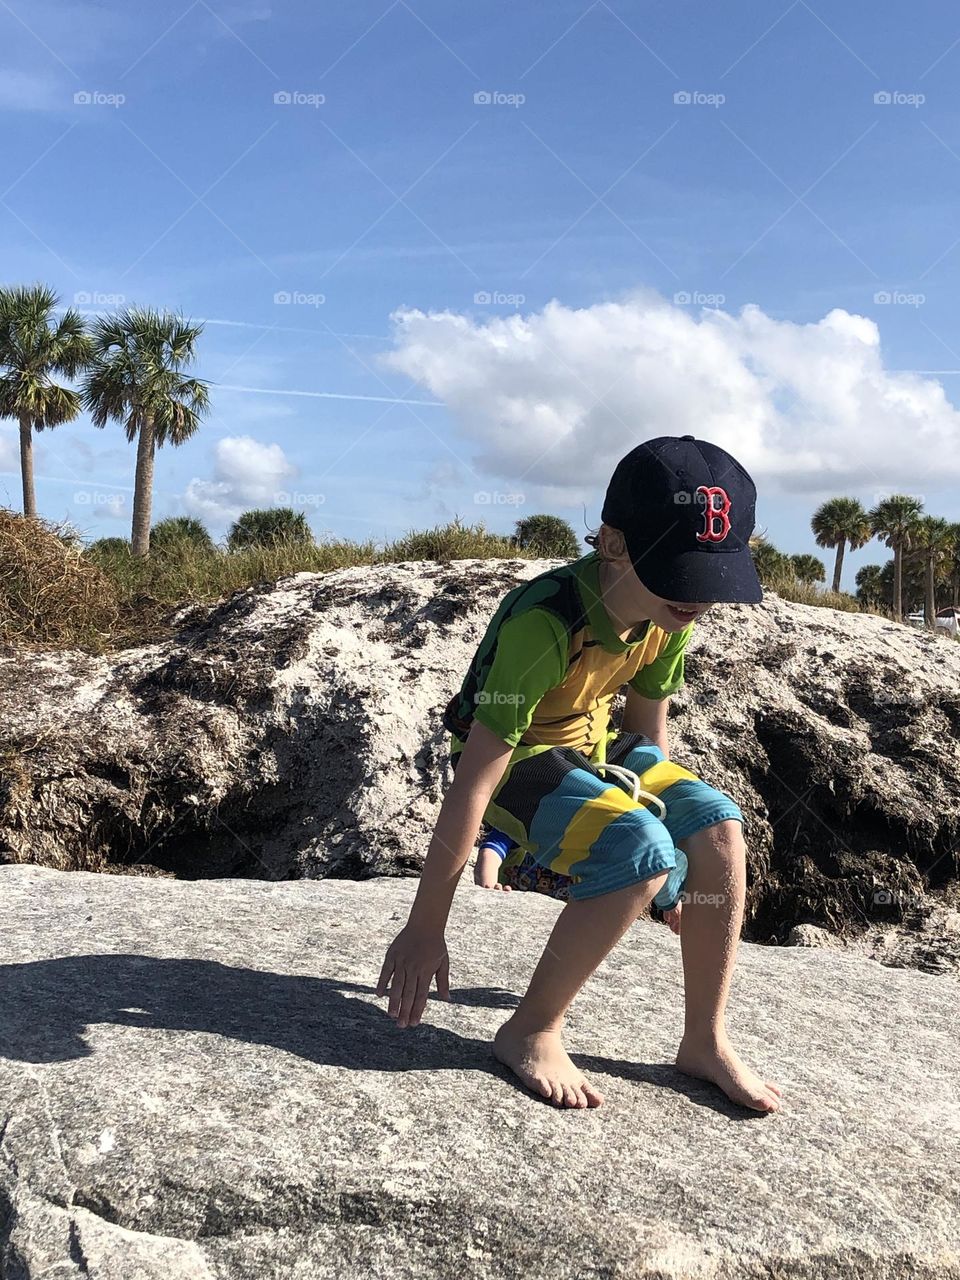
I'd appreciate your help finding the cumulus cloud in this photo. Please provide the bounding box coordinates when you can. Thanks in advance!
[185,436,296,523]
[383,293,960,496]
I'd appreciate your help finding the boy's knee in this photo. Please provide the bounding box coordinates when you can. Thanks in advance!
[682,818,744,854]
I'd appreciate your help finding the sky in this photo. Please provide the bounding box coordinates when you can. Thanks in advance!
[1,0,959,588]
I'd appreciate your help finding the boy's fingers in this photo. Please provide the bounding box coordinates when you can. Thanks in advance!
[376,950,395,997]
[387,965,407,1019]
[408,974,431,1027]
[397,971,422,1027]
[436,953,450,1001]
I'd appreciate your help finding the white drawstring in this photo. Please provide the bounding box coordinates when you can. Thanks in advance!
[594,761,667,821]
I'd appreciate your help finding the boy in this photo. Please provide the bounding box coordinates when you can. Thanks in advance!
[377,435,781,1113]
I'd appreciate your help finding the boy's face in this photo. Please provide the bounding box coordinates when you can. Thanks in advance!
[642,587,713,633]
[599,528,714,632]
[616,558,714,632]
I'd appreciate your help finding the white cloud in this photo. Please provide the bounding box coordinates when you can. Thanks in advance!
[184,435,296,523]
[383,293,960,496]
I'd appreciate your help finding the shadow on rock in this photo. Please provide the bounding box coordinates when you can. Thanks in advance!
[0,955,743,1114]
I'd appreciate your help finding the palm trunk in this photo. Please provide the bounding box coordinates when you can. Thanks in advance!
[130,416,156,558]
[893,543,903,622]
[925,554,936,629]
[832,540,845,594]
[19,414,37,519]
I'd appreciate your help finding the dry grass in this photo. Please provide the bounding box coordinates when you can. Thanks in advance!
[0,510,120,649]
[0,507,917,653]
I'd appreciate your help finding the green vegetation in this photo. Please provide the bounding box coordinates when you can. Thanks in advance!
[0,284,93,519]
[82,308,209,558]
[227,507,314,551]
[512,514,581,558]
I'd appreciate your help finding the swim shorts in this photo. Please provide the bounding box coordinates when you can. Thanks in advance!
[458,731,743,906]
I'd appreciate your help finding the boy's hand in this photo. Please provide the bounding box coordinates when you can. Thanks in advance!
[377,926,450,1028]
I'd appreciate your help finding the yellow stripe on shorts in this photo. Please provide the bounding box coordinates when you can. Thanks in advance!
[633,760,699,795]
[548,782,635,877]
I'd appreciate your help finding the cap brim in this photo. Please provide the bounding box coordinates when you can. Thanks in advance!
[628,544,764,605]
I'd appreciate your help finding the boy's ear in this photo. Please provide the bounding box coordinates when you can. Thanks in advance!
[600,524,629,560]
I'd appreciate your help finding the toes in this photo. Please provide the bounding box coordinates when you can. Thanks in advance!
[582,1079,605,1107]
[766,1081,783,1097]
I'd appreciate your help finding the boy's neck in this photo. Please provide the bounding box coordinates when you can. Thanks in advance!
[597,556,651,639]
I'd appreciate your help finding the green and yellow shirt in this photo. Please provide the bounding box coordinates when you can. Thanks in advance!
[442,551,693,767]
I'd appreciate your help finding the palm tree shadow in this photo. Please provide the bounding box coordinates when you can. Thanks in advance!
[0,956,756,1116]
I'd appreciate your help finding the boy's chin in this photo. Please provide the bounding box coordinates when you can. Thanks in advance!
[658,603,704,630]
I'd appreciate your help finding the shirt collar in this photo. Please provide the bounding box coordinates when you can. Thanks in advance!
[577,551,651,654]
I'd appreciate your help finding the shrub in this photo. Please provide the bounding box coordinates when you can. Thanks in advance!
[0,509,119,647]
[227,508,314,551]
[151,516,216,555]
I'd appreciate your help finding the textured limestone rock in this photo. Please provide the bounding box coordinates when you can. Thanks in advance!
[4,557,960,957]
[0,866,957,1279]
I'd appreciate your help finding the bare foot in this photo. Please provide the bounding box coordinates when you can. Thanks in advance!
[494,1018,604,1108]
[661,903,682,935]
[474,847,512,890]
[676,1032,782,1112]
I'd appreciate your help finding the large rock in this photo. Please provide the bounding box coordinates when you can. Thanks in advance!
[5,559,960,955]
[0,865,957,1279]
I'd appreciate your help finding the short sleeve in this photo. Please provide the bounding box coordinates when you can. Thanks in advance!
[472,608,568,747]
[628,623,694,700]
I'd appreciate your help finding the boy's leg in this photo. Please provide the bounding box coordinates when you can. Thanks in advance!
[609,733,782,1112]
[494,870,668,1109]
[674,820,781,1111]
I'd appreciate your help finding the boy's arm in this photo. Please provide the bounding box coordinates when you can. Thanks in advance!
[407,719,516,934]
[621,687,670,755]
[375,721,515,1029]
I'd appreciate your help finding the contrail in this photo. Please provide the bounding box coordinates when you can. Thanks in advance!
[217,383,443,407]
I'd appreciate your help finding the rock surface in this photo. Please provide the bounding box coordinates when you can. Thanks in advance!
[5,558,960,958]
[0,865,957,1279]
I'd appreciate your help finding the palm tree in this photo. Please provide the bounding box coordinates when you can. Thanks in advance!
[868,495,924,623]
[748,535,791,584]
[0,283,93,518]
[913,515,955,628]
[227,507,314,551]
[790,554,825,586]
[949,523,960,608]
[855,563,887,609]
[811,497,872,594]
[82,308,209,557]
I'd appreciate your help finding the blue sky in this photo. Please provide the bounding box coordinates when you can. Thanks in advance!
[1,0,959,587]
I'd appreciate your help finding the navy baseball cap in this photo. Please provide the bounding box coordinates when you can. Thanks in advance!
[600,434,763,604]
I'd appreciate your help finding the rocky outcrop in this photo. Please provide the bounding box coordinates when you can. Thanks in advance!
[0,866,957,1279]
[5,558,960,959]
